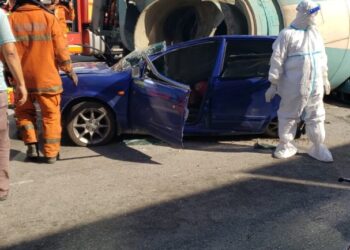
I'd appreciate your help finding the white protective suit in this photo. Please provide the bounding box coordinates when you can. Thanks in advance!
[265,0,333,162]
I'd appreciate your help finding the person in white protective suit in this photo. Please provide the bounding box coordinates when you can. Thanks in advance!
[265,0,333,162]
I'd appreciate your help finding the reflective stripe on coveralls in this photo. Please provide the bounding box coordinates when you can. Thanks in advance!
[27,85,63,94]
[21,124,35,131]
[14,34,52,42]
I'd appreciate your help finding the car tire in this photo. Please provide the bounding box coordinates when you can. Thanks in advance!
[265,118,304,139]
[265,118,279,138]
[66,101,116,146]
[295,121,305,139]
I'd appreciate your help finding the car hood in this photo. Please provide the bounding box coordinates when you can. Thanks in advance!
[67,62,113,74]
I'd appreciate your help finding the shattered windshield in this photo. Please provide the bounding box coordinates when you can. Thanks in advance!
[112,41,167,72]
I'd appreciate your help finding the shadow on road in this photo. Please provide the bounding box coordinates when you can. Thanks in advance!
[61,134,272,163]
[183,135,274,154]
[10,128,273,164]
[62,141,161,165]
[2,143,350,250]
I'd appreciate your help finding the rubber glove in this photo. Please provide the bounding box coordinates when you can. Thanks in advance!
[324,79,331,95]
[265,84,277,102]
[67,71,78,86]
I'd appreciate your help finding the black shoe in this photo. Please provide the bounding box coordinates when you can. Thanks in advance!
[26,143,39,161]
[43,153,60,164]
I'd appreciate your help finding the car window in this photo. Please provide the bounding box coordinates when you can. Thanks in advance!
[152,41,220,86]
[221,39,273,79]
[112,41,166,72]
[221,54,271,79]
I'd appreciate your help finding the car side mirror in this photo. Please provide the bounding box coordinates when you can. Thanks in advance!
[131,66,141,78]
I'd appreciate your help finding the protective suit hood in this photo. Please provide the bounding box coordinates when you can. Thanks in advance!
[290,0,320,30]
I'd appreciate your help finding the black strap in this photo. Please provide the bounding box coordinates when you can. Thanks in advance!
[12,0,54,14]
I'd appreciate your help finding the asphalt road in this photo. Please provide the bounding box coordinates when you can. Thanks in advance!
[0,98,350,250]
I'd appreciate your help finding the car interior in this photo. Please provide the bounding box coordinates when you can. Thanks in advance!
[152,41,220,123]
[147,39,273,124]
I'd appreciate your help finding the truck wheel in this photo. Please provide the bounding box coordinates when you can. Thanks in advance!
[66,102,115,146]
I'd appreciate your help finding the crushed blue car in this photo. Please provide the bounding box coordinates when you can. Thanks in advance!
[61,35,281,147]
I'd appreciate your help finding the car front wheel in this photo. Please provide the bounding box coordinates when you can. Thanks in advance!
[66,101,115,146]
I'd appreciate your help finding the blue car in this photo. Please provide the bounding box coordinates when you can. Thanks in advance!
[61,35,280,147]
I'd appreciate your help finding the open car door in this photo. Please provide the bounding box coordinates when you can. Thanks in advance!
[129,55,190,148]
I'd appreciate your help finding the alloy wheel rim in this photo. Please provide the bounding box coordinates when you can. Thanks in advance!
[72,107,111,145]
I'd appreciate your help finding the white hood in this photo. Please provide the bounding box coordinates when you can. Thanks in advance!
[290,0,320,30]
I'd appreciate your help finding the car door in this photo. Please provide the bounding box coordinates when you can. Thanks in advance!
[210,38,277,133]
[129,55,190,148]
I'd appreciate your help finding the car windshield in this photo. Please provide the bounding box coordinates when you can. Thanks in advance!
[112,41,166,72]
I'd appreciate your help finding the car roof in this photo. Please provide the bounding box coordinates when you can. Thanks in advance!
[166,35,277,50]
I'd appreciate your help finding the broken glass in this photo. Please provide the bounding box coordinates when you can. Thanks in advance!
[112,41,167,72]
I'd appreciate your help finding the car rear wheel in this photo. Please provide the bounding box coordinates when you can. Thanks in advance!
[66,102,115,146]
[265,118,279,138]
[265,118,304,139]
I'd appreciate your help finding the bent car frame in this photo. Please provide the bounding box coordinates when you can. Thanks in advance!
[61,35,281,147]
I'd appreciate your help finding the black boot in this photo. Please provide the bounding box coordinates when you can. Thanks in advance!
[26,143,39,161]
[43,153,60,164]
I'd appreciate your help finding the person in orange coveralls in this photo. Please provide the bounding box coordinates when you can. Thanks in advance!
[52,0,75,39]
[9,0,78,164]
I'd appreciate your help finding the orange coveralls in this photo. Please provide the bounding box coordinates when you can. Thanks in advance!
[55,4,75,38]
[9,4,73,158]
